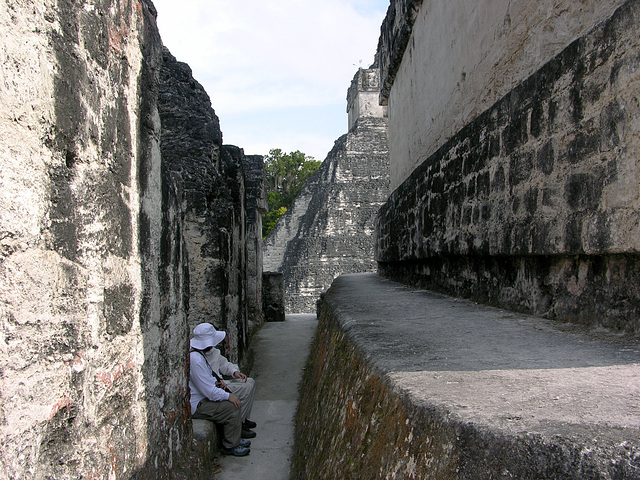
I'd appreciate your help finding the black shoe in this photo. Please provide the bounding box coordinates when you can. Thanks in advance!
[241,428,256,439]
[220,445,250,456]
[239,439,251,448]
[243,419,257,429]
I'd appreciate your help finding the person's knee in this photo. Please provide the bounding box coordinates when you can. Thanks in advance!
[222,400,242,419]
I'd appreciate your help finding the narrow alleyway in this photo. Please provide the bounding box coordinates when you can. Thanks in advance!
[212,314,317,479]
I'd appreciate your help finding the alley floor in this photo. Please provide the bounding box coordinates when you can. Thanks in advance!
[212,314,317,480]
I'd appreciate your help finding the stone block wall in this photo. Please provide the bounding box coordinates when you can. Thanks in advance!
[0,1,265,477]
[244,155,269,330]
[159,50,266,362]
[262,272,285,322]
[263,68,390,313]
[292,274,640,480]
[0,0,197,477]
[376,0,640,333]
[378,0,627,190]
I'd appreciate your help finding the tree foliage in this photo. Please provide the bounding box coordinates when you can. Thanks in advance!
[262,149,321,239]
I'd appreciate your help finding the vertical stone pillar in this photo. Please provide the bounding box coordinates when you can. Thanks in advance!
[263,272,286,322]
[243,155,269,330]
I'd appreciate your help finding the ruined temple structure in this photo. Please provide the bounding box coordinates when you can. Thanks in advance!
[374,0,640,334]
[263,67,390,313]
[294,0,640,478]
[159,48,267,358]
[0,1,265,478]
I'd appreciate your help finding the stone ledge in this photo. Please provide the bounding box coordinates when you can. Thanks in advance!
[191,419,220,462]
[292,273,640,479]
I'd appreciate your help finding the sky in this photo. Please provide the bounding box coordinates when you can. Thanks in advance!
[152,0,389,161]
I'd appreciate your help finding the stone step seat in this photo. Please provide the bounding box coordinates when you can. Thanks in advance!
[305,272,640,478]
[191,419,220,461]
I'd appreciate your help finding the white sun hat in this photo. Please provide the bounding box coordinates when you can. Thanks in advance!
[190,323,226,350]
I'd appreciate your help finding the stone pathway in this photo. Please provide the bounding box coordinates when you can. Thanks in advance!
[211,314,317,480]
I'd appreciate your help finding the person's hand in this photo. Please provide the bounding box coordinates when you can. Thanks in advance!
[216,380,228,390]
[233,371,247,382]
[228,394,242,410]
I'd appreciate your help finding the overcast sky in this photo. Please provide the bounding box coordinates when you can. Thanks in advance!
[152,0,389,161]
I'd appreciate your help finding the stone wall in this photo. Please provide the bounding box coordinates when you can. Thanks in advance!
[378,0,627,190]
[263,68,389,313]
[0,1,265,477]
[159,50,266,362]
[0,0,196,477]
[292,273,640,480]
[244,155,269,330]
[262,272,285,322]
[375,0,640,333]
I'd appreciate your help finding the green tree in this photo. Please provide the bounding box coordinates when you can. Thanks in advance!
[262,149,321,238]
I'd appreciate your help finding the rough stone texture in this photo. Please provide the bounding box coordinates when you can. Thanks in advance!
[159,49,264,362]
[262,272,285,323]
[347,65,388,132]
[263,68,390,313]
[378,0,627,189]
[244,155,269,330]
[191,419,221,468]
[377,0,422,108]
[0,0,198,478]
[376,0,640,333]
[0,1,265,477]
[292,273,640,480]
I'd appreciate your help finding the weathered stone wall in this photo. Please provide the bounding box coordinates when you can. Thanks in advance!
[376,0,640,333]
[292,273,640,480]
[244,155,269,330]
[0,0,197,477]
[378,0,627,190]
[0,1,265,477]
[263,68,390,313]
[159,50,265,362]
[262,272,285,322]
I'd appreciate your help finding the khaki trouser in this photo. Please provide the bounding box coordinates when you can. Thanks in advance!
[192,399,242,449]
[227,377,256,423]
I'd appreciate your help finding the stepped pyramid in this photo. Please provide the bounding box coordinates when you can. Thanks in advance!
[263,67,390,313]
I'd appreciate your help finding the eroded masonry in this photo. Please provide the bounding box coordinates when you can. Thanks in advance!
[263,66,390,313]
[1,0,639,478]
[1,1,264,477]
[294,0,640,478]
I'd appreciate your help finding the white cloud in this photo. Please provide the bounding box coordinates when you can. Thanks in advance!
[153,0,387,158]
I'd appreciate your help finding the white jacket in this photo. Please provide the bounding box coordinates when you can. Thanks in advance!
[188,348,240,415]
[205,348,240,378]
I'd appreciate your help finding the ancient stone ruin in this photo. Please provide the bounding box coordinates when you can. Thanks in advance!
[263,66,390,313]
[0,1,264,477]
[293,0,640,478]
[2,0,640,478]
[375,0,640,333]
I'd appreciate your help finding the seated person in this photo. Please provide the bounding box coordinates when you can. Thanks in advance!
[189,323,257,456]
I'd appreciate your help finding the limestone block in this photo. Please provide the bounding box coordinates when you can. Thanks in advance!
[263,272,285,322]
[292,273,640,479]
[192,419,220,461]
[375,0,640,332]
[379,0,628,189]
